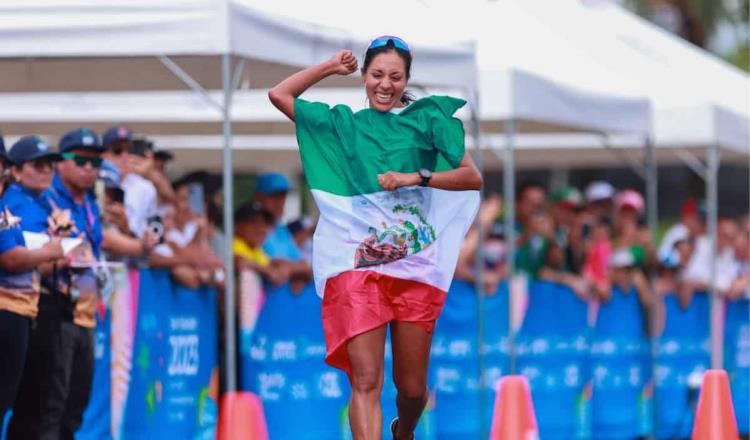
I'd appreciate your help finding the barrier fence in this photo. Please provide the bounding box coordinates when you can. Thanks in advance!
[241,278,748,439]
[3,269,745,439]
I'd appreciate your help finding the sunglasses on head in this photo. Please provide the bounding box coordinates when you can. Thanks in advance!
[61,152,102,168]
[367,35,410,53]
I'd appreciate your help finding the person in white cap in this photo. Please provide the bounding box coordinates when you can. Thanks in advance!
[584,180,616,219]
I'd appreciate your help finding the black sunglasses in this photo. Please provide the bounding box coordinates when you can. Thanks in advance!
[61,152,102,168]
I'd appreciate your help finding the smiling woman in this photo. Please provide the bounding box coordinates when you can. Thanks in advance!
[268,36,481,440]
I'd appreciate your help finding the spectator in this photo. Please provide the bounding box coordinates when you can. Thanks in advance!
[9,128,106,439]
[97,160,159,259]
[612,189,654,268]
[657,198,706,263]
[150,179,223,289]
[584,180,616,219]
[455,194,506,294]
[233,201,289,286]
[539,186,590,300]
[0,136,64,422]
[287,215,316,264]
[152,147,174,175]
[0,134,8,195]
[101,127,174,237]
[253,173,298,259]
[515,181,549,278]
[252,172,312,288]
[728,228,750,300]
[682,216,739,295]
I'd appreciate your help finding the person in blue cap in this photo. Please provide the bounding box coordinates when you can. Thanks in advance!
[8,128,105,439]
[252,172,312,289]
[0,136,65,424]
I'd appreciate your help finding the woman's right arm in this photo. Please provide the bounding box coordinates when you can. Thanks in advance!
[268,50,358,121]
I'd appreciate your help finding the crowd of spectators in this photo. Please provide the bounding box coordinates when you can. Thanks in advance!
[0,123,746,438]
[456,179,750,332]
[0,125,317,439]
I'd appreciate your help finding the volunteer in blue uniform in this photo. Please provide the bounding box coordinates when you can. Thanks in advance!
[0,136,64,422]
[8,129,105,440]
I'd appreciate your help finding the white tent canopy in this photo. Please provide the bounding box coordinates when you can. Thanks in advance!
[0,0,476,89]
[512,0,750,154]
[0,0,482,392]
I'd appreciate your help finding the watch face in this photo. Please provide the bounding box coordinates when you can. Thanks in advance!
[419,169,432,179]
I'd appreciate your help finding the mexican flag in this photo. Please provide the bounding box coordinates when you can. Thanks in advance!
[294,95,480,301]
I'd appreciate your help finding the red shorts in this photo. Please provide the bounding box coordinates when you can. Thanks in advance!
[321,270,448,375]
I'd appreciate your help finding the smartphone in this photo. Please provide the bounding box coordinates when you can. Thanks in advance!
[146,215,165,243]
[107,187,125,204]
[130,139,150,157]
[187,183,205,216]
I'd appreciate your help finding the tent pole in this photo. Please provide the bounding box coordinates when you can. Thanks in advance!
[644,135,659,437]
[467,87,488,439]
[503,119,517,375]
[707,142,722,369]
[221,53,238,392]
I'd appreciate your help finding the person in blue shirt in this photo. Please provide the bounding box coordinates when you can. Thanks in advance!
[7,128,105,440]
[252,172,312,290]
[0,135,64,423]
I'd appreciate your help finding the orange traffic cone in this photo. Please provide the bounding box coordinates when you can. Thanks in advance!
[218,391,269,440]
[692,369,739,440]
[489,375,538,440]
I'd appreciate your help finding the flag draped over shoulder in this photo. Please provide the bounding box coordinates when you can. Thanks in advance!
[294,95,480,299]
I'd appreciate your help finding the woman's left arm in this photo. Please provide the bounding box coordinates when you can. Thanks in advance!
[377,153,483,191]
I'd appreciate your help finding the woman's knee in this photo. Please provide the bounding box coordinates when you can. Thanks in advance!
[394,375,427,400]
[350,367,383,394]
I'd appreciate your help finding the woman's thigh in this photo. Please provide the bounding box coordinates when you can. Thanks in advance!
[390,321,433,392]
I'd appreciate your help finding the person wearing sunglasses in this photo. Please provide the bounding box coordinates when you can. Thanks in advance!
[6,128,106,439]
[0,136,65,426]
[269,37,481,440]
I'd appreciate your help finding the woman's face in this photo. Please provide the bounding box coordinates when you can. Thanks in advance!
[362,50,408,112]
[13,159,55,193]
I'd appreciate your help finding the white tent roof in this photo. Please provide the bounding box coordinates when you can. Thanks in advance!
[0,0,476,89]
[513,0,750,154]
[248,0,651,135]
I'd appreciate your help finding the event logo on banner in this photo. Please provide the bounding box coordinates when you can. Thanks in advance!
[241,282,350,440]
[122,269,218,439]
[515,281,592,439]
[430,280,510,439]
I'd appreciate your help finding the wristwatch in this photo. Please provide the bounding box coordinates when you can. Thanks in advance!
[418,168,432,187]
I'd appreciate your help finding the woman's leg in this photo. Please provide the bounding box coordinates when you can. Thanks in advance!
[347,325,387,440]
[391,321,432,439]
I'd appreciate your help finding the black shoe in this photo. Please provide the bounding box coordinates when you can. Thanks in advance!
[389,417,415,440]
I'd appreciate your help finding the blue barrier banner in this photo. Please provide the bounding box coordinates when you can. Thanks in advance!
[77,262,131,440]
[725,298,749,434]
[516,281,592,439]
[122,269,219,439]
[77,308,112,440]
[241,283,350,440]
[591,285,651,439]
[429,280,509,440]
[654,293,709,439]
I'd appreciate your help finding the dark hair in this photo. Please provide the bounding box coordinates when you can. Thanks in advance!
[362,39,415,106]
[234,201,274,225]
[516,180,545,201]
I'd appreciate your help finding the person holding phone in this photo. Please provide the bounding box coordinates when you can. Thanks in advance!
[101,127,175,237]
